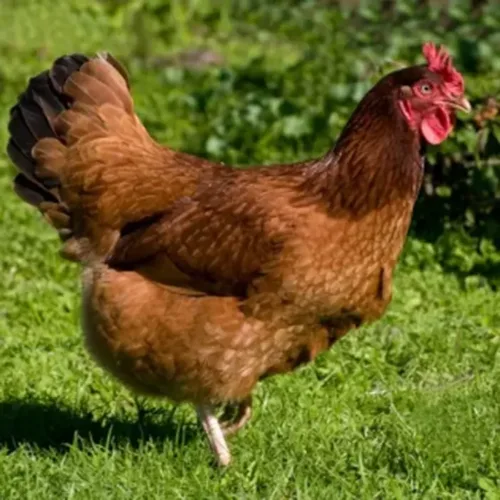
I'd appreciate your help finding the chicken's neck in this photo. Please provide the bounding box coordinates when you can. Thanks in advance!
[306,94,424,217]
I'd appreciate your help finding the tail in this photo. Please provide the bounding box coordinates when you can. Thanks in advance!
[8,54,89,259]
[7,52,155,263]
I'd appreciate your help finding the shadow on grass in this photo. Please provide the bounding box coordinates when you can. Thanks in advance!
[0,399,198,453]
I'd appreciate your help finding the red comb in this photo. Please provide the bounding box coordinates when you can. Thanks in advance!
[422,42,464,96]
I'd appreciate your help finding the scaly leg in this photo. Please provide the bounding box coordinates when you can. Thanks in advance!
[220,396,253,436]
[196,405,231,467]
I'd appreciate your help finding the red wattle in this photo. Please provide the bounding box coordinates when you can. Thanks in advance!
[420,106,452,145]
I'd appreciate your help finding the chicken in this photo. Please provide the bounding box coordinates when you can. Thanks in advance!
[7,42,470,466]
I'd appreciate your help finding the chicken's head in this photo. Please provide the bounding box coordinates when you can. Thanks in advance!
[397,42,470,145]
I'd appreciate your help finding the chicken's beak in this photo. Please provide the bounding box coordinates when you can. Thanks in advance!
[447,96,472,113]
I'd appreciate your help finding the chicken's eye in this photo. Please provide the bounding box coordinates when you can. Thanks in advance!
[419,83,433,95]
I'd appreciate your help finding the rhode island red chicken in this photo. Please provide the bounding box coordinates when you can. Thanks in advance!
[7,42,470,465]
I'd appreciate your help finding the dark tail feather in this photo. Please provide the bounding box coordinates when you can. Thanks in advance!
[49,54,91,93]
[7,54,89,200]
[13,173,58,207]
[8,55,91,259]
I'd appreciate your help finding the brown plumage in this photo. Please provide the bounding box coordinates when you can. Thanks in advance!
[7,44,469,466]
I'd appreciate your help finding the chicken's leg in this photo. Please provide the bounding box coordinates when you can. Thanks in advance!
[220,396,253,436]
[196,405,231,467]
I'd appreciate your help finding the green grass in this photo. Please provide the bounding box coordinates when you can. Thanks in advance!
[0,1,500,498]
[0,172,499,498]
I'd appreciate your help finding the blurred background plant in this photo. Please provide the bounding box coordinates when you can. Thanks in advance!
[0,0,498,284]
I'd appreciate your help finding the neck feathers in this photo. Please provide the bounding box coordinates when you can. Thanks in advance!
[304,89,424,217]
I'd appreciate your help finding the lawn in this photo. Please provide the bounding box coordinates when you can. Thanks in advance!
[1,182,499,498]
[0,1,499,498]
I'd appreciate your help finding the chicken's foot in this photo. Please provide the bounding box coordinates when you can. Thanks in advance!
[219,397,252,436]
[196,405,231,467]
